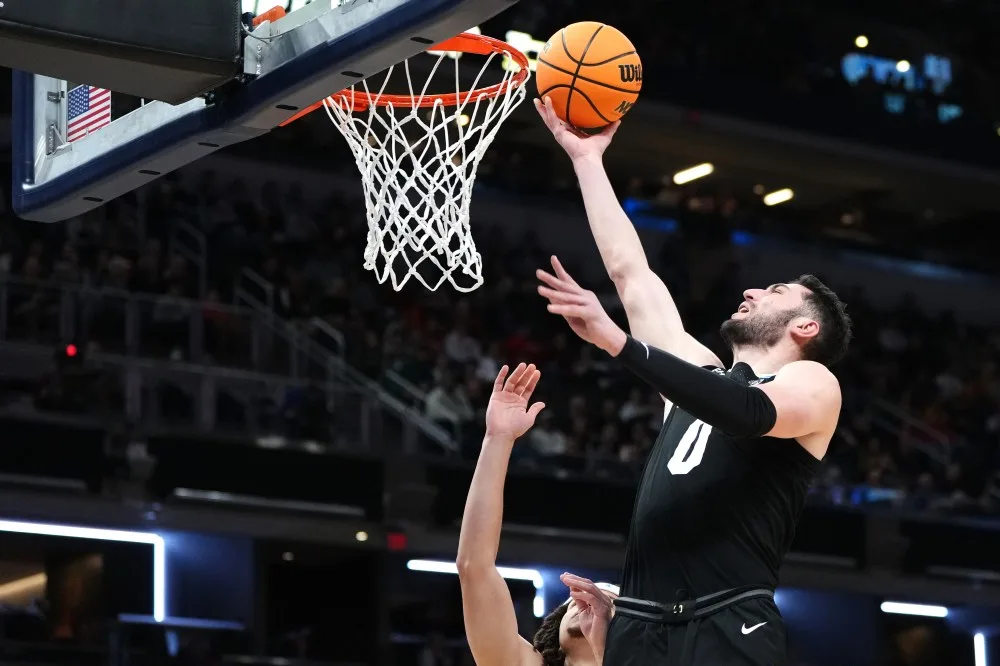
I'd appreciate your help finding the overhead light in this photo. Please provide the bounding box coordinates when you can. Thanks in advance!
[355,531,369,542]
[763,188,794,206]
[672,163,714,185]
[974,632,987,666]
[0,520,165,622]
[282,551,294,561]
[407,559,546,617]
[457,114,471,127]
[855,35,869,48]
[880,601,948,618]
[896,60,911,73]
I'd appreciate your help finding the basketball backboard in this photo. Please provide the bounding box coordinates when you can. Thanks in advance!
[11,0,521,223]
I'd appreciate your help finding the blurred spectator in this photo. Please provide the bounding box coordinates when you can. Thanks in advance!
[102,422,156,500]
[151,285,192,359]
[443,323,481,365]
[425,373,474,439]
[281,381,333,442]
[526,410,568,458]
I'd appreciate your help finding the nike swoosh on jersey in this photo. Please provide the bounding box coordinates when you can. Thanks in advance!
[741,622,767,635]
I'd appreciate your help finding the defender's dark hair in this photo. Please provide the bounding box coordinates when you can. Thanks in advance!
[792,274,852,366]
[532,602,569,666]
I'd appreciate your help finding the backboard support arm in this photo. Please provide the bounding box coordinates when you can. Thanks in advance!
[12,0,521,222]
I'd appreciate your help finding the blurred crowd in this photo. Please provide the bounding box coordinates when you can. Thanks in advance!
[1,160,999,517]
[2,2,999,666]
[3,0,1000,514]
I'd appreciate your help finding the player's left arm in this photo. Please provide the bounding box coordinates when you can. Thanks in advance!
[755,361,842,456]
[610,336,840,456]
[457,365,546,666]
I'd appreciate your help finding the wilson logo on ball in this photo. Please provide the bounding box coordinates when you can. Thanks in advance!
[615,100,634,114]
[618,64,642,83]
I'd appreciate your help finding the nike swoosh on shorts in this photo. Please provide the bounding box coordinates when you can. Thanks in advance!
[741,622,767,635]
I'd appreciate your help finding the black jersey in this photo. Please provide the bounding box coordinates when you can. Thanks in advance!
[619,362,821,602]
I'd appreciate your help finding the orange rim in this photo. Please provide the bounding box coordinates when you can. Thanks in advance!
[252,6,286,26]
[279,33,530,126]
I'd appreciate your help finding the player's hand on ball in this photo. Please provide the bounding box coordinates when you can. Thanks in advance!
[485,363,545,439]
[561,573,616,656]
[537,256,627,355]
[534,97,620,162]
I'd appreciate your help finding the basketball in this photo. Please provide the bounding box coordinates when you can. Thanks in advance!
[536,22,642,130]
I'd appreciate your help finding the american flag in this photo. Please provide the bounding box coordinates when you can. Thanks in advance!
[66,85,112,142]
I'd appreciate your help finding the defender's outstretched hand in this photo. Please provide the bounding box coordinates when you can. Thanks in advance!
[534,97,620,162]
[537,256,627,356]
[561,573,616,661]
[484,364,545,440]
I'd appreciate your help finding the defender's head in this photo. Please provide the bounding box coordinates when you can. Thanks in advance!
[532,586,619,666]
[531,599,586,666]
[720,275,852,366]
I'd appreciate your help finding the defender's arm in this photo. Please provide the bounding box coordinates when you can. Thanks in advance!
[457,434,539,666]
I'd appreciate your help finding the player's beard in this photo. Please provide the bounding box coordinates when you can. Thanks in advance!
[720,308,799,350]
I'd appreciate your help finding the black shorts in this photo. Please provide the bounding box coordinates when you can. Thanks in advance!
[603,590,786,666]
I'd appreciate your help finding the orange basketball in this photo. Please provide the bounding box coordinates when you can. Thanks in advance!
[536,22,642,130]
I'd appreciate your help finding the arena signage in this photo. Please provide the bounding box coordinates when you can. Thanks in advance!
[840,52,962,124]
[841,52,952,95]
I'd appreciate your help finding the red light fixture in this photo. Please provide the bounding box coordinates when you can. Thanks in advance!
[387,532,407,551]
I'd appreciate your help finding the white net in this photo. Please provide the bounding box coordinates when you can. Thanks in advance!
[322,41,528,292]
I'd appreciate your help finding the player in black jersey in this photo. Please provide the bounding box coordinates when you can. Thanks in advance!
[535,97,853,666]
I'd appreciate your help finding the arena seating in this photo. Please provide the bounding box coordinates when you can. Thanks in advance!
[3,1,1000,664]
[2,152,997,516]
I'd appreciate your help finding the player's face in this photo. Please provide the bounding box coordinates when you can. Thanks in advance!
[732,282,810,318]
[720,282,813,348]
[559,599,585,645]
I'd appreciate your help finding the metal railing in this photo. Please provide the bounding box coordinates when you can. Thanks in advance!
[0,275,455,453]
[234,268,275,313]
[311,316,346,358]
[229,269,452,452]
[0,275,351,381]
[0,336,439,453]
[169,220,208,296]
[384,369,428,408]
[867,396,952,466]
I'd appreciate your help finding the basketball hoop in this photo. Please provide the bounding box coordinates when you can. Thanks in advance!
[291,33,530,292]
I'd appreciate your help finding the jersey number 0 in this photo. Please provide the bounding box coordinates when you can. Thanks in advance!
[666,419,713,475]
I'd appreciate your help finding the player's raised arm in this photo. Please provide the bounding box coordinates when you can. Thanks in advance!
[456,364,545,666]
[535,97,721,369]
